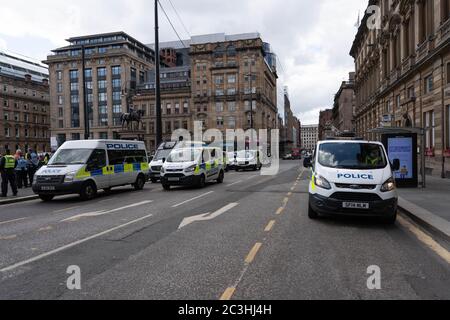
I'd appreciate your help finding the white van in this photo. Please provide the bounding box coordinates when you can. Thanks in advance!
[160,147,225,190]
[303,140,400,224]
[32,140,149,201]
[235,150,262,171]
[149,141,208,183]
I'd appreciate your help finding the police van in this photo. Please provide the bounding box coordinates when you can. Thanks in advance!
[32,140,149,201]
[160,147,225,190]
[149,141,208,183]
[235,150,262,171]
[303,140,400,224]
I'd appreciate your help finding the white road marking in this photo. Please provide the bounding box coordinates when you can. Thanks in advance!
[61,201,153,222]
[0,213,154,273]
[179,203,239,229]
[226,180,243,187]
[0,217,28,226]
[172,191,214,208]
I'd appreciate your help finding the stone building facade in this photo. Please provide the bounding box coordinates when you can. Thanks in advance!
[132,66,193,152]
[1,51,50,154]
[137,33,279,153]
[301,124,319,152]
[351,0,450,178]
[44,32,156,147]
[333,72,356,134]
[318,109,333,140]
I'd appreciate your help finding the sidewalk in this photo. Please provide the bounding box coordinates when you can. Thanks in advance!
[0,187,38,205]
[398,176,450,240]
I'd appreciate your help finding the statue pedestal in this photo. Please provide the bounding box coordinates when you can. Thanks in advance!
[117,129,146,141]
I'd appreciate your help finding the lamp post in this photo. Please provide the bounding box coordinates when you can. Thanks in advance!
[81,45,90,140]
[155,0,163,146]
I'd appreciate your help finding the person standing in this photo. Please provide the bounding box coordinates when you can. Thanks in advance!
[15,154,28,189]
[27,148,39,185]
[0,150,18,197]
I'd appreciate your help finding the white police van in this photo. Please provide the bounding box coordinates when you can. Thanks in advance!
[33,140,149,201]
[304,140,400,224]
[149,141,208,183]
[235,150,262,171]
[160,147,225,190]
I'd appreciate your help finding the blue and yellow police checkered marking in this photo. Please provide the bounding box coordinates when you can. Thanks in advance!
[76,163,149,179]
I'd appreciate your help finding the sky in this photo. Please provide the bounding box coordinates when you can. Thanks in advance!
[0,0,368,125]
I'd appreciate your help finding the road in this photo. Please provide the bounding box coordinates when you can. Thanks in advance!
[0,162,449,300]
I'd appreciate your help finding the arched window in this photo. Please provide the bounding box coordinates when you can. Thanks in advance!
[213,45,225,58]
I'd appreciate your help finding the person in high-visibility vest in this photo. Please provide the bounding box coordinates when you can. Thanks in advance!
[364,148,382,167]
[0,149,18,197]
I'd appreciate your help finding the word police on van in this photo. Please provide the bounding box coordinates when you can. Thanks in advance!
[33,140,149,201]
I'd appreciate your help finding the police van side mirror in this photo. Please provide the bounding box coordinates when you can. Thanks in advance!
[162,158,166,163]
[392,159,400,172]
[303,157,312,168]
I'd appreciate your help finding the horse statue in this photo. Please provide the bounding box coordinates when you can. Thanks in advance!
[120,109,145,131]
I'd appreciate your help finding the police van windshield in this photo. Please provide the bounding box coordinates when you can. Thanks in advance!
[154,149,173,161]
[167,149,202,163]
[318,143,387,170]
[48,149,93,166]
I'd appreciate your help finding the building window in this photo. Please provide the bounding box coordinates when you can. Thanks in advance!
[408,86,415,99]
[99,132,108,140]
[112,66,121,76]
[424,74,433,94]
[215,102,224,113]
[98,80,107,90]
[69,70,78,80]
[58,96,63,105]
[227,88,236,95]
[441,0,450,23]
[97,67,107,78]
[447,63,450,84]
[183,102,189,114]
[166,104,172,115]
[424,110,435,149]
[228,74,236,84]
[228,117,236,129]
[4,127,10,137]
[447,105,450,149]
[216,117,224,128]
[57,83,63,93]
[214,75,224,85]
[228,101,236,112]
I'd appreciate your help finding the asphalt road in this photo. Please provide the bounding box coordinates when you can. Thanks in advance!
[0,162,449,300]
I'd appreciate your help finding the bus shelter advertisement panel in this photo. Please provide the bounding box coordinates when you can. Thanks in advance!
[387,137,413,180]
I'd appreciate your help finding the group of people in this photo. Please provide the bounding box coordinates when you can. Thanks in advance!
[0,149,51,197]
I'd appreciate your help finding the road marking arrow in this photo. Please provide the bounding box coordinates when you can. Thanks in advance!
[178,203,239,229]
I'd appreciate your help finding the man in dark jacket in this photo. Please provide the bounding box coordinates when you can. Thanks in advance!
[0,149,18,197]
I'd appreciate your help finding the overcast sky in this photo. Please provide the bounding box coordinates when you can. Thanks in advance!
[0,0,368,125]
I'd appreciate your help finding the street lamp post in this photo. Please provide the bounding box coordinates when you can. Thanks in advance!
[155,0,163,146]
[81,45,90,140]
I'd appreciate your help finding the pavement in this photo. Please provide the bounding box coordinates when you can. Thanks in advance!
[0,186,38,205]
[397,176,450,241]
[0,162,449,300]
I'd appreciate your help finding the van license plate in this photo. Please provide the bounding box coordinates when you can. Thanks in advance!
[168,178,180,182]
[343,202,369,209]
[41,186,56,191]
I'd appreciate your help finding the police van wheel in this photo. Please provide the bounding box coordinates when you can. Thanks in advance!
[308,203,319,219]
[39,195,54,202]
[134,175,146,191]
[217,171,225,184]
[80,181,97,201]
[382,212,397,225]
[198,175,206,188]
